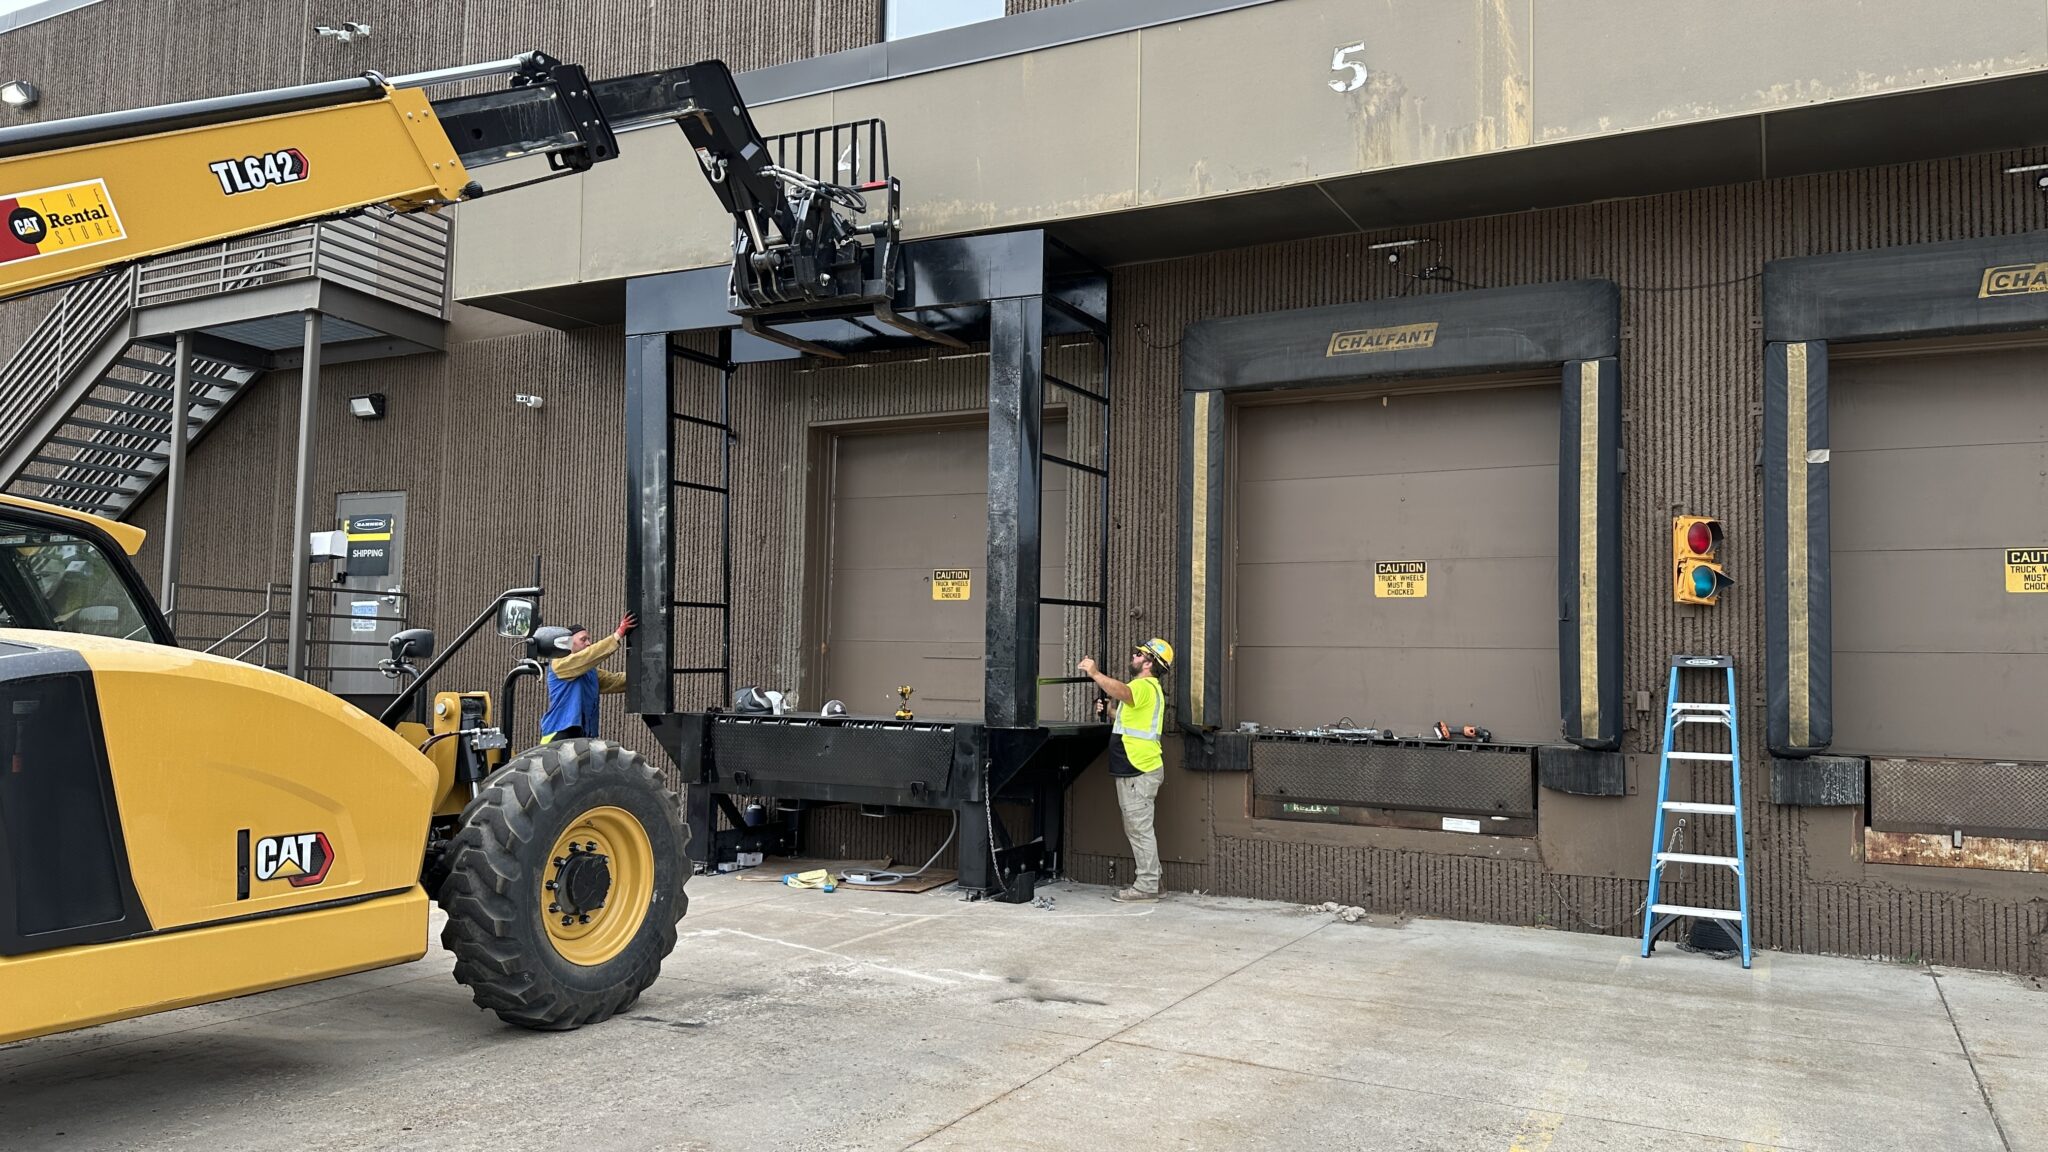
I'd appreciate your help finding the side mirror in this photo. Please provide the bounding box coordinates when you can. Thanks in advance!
[496,597,536,639]
[527,626,574,661]
[389,627,436,663]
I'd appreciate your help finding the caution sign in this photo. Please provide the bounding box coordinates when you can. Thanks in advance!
[0,179,125,267]
[1373,560,1428,598]
[2006,548,2048,593]
[932,569,971,601]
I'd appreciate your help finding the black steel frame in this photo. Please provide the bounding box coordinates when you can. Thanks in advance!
[625,229,1112,898]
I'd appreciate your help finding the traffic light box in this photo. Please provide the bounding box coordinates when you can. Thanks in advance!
[1673,515,1733,605]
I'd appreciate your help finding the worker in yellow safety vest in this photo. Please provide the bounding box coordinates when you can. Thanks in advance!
[1078,637,1174,903]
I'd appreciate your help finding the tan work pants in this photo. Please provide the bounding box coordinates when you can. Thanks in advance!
[1115,768,1165,894]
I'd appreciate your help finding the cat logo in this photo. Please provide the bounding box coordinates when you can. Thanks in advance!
[253,831,334,888]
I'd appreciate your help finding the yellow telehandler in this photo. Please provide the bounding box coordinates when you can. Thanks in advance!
[0,51,759,1043]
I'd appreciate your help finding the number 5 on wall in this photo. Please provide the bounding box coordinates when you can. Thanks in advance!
[1329,42,1368,93]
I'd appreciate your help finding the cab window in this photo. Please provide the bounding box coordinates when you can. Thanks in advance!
[0,519,155,641]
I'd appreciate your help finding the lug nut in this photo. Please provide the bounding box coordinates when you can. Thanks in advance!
[548,902,559,913]
[545,880,557,891]
[561,914,574,926]
[578,914,590,925]
[554,857,567,867]
[585,841,597,852]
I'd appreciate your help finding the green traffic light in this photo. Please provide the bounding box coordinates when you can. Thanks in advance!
[1692,565,1717,598]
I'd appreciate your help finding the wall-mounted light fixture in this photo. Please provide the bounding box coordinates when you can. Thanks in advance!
[1,81,40,110]
[315,21,371,43]
[348,393,386,420]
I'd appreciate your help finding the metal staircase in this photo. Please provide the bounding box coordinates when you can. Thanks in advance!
[0,208,452,520]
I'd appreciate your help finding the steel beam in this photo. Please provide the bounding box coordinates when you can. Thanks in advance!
[624,331,673,716]
[159,332,189,614]
[284,311,321,681]
[983,296,1045,730]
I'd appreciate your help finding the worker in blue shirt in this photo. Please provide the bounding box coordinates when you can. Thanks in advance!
[540,613,634,743]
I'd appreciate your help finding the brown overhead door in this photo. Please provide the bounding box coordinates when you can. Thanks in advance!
[1232,381,1559,740]
[822,419,1067,720]
[1830,346,2048,760]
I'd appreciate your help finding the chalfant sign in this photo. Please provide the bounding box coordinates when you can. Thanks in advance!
[1326,322,1437,356]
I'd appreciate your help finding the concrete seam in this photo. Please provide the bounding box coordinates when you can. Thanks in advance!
[896,917,1336,1150]
[1101,1036,1813,1152]
[1931,966,2015,1152]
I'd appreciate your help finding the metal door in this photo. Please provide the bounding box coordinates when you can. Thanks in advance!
[1230,380,1559,740]
[328,491,406,697]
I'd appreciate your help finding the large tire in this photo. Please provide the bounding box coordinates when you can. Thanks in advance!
[437,738,689,1030]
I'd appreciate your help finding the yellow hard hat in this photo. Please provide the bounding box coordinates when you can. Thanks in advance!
[1135,637,1175,669]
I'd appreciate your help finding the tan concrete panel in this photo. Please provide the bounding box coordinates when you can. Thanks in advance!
[449,156,584,299]
[828,32,1141,236]
[578,96,838,285]
[1533,0,2047,142]
[1138,0,1531,205]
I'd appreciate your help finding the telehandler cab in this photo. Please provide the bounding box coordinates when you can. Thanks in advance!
[0,491,689,1042]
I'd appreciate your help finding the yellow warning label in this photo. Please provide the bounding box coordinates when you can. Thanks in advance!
[1373,560,1428,598]
[932,569,971,601]
[0,179,125,266]
[2005,548,2048,593]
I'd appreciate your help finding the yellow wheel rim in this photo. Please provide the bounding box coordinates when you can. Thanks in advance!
[540,806,655,967]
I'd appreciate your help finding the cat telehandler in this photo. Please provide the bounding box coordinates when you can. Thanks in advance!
[0,50,792,1043]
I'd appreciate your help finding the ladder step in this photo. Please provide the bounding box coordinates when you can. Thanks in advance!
[1670,702,1732,712]
[1675,715,1731,726]
[1662,801,1737,814]
[1665,751,1734,762]
[1656,852,1741,868]
[1651,903,1743,921]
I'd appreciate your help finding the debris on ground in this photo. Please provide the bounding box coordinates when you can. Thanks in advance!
[1310,901,1409,928]
[1032,895,1056,910]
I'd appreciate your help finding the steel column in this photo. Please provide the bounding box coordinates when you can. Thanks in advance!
[158,331,191,617]
[284,311,321,681]
[983,296,1045,730]
[624,331,674,716]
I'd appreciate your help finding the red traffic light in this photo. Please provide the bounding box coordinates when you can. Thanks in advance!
[1686,521,1713,555]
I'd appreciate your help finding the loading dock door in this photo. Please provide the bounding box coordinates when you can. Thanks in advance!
[1831,346,2048,760]
[1231,382,1559,739]
[822,420,1067,719]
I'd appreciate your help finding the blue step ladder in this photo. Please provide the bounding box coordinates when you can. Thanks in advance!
[1640,654,1752,969]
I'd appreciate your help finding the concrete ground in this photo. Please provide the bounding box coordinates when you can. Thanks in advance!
[4,877,2045,1152]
